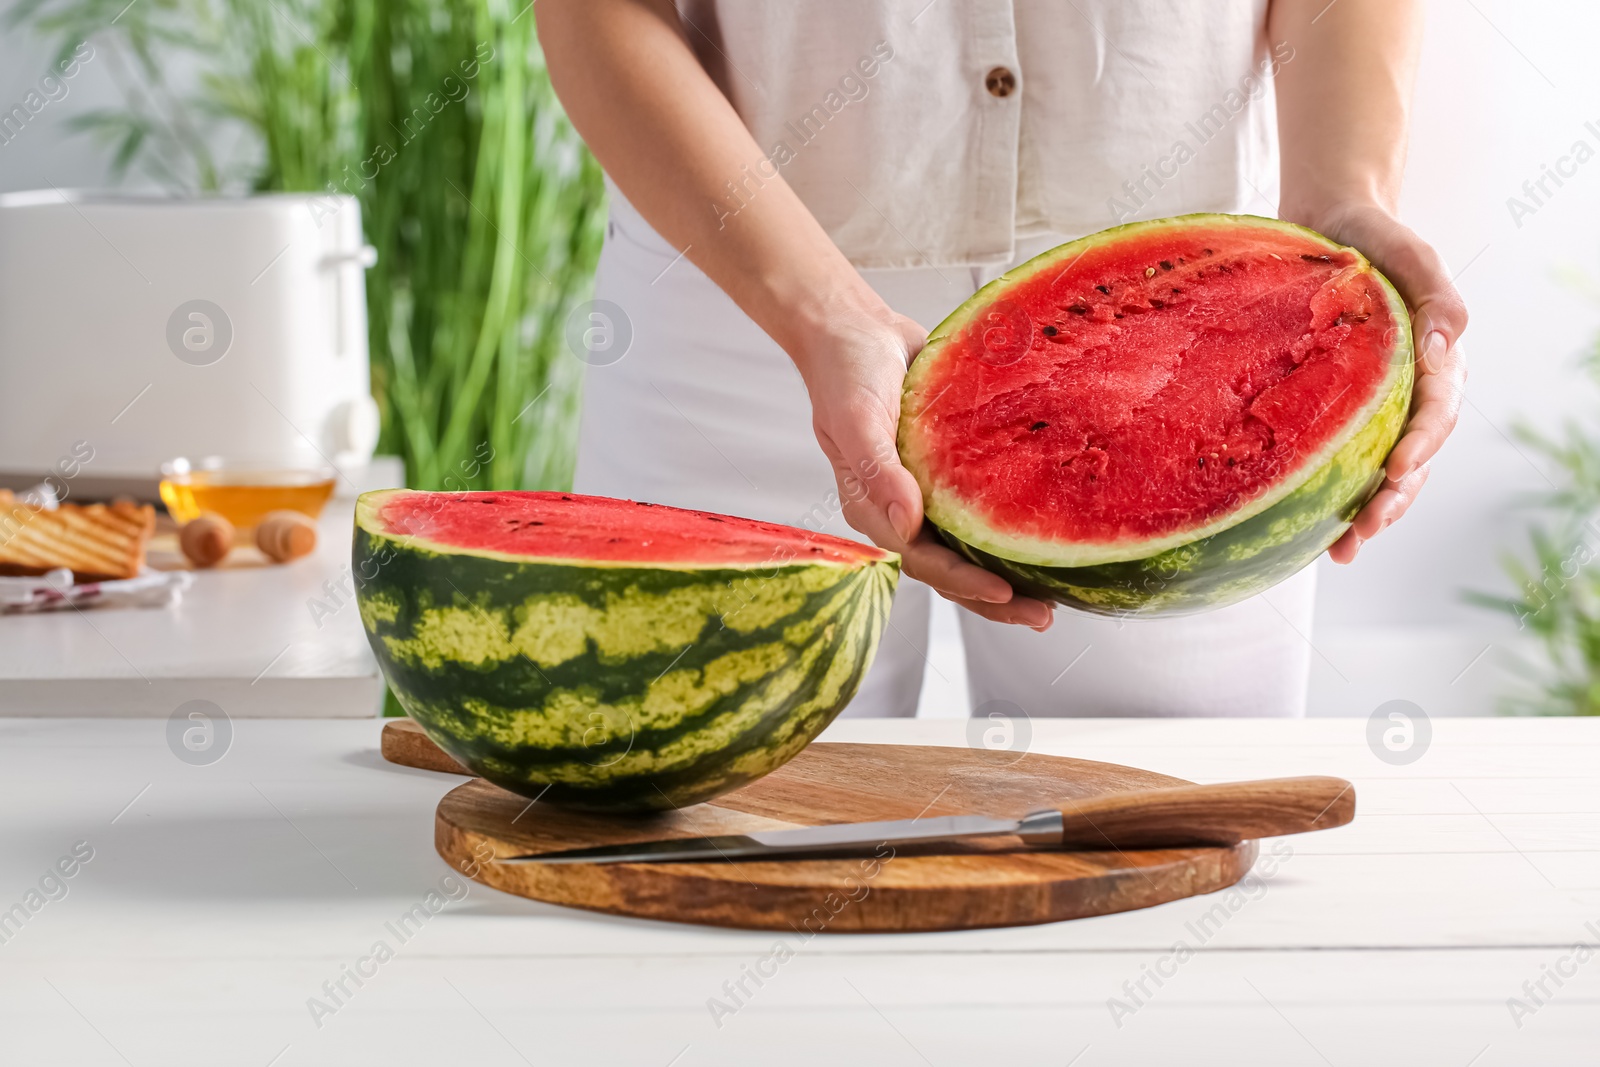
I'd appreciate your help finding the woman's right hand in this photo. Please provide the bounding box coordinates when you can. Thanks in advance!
[538,2,1049,630]
[793,304,1055,631]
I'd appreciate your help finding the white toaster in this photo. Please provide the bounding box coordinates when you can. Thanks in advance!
[0,190,381,496]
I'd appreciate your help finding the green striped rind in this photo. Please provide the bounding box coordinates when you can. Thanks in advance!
[899,213,1413,616]
[353,506,898,812]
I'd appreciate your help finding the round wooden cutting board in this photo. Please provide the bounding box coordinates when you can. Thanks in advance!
[384,721,1259,933]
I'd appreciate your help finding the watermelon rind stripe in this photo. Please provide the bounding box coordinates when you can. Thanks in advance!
[354,509,898,813]
[377,560,868,756]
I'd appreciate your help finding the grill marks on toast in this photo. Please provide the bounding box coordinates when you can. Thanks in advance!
[0,491,156,581]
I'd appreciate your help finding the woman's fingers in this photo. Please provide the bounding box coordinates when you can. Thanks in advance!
[806,313,931,543]
[841,492,1016,603]
[899,534,1022,608]
[806,311,1049,626]
[1356,461,1431,537]
[937,588,1056,630]
[821,405,925,543]
[1378,226,1468,483]
[1314,207,1467,555]
[1343,210,1470,356]
[1327,526,1359,565]
[841,485,1054,626]
[1328,463,1431,564]
[1386,333,1466,481]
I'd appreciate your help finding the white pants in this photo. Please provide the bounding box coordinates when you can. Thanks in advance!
[574,198,1317,719]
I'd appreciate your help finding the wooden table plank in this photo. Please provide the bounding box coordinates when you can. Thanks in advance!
[0,504,384,717]
[2,716,1596,1064]
[2,950,1594,1066]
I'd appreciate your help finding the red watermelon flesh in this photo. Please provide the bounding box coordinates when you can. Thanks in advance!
[373,490,893,568]
[912,224,1401,546]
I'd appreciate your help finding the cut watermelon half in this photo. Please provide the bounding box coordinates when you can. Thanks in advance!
[898,214,1413,616]
[360,490,894,569]
[352,490,898,812]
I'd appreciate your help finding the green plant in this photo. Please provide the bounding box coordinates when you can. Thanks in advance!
[12,0,605,491]
[1466,310,1600,715]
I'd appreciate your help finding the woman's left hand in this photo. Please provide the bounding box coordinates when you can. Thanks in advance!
[1308,203,1469,563]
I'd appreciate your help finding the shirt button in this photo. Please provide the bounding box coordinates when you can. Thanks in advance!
[985,66,1017,98]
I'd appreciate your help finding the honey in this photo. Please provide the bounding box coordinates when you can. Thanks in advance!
[160,467,335,529]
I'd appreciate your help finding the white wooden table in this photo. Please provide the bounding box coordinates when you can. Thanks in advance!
[2,716,1596,1066]
[0,503,382,717]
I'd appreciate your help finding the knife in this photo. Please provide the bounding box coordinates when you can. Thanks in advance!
[498,775,1354,865]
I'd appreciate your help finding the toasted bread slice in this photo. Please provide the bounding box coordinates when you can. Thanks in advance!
[0,496,156,581]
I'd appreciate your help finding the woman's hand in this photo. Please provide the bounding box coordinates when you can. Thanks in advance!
[1269,0,1462,563]
[1308,203,1468,563]
[541,0,1037,627]
[793,306,1055,629]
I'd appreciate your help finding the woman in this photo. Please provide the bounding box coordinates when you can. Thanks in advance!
[538,0,1467,719]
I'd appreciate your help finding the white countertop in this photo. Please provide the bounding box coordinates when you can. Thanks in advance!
[2,715,1596,1065]
[0,503,382,717]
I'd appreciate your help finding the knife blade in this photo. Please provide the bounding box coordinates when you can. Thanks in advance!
[497,809,1065,865]
[496,775,1356,865]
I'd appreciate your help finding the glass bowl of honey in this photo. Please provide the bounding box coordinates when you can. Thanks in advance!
[159,457,337,530]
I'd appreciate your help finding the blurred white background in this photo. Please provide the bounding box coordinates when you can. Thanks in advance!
[2,0,1597,717]
[1301,0,1600,718]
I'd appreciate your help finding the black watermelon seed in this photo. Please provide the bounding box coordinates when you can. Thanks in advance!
[1159,260,1173,271]
[1042,325,1058,336]
[1030,421,1049,431]
[1301,254,1332,262]
[1068,304,1089,314]
[1197,456,1206,467]
[1095,284,1111,294]
[1203,248,1214,256]
[1227,457,1236,467]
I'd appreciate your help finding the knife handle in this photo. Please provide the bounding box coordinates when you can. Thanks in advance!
[1046,776,1355,850]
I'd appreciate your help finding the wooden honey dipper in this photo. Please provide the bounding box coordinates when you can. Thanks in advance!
[255,510,318,563]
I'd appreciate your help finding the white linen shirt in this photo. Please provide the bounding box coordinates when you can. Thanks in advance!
[673,0,1285,269]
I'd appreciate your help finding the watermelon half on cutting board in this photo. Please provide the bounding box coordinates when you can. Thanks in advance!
[353,490,898,812]
[898,213,1413,616]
